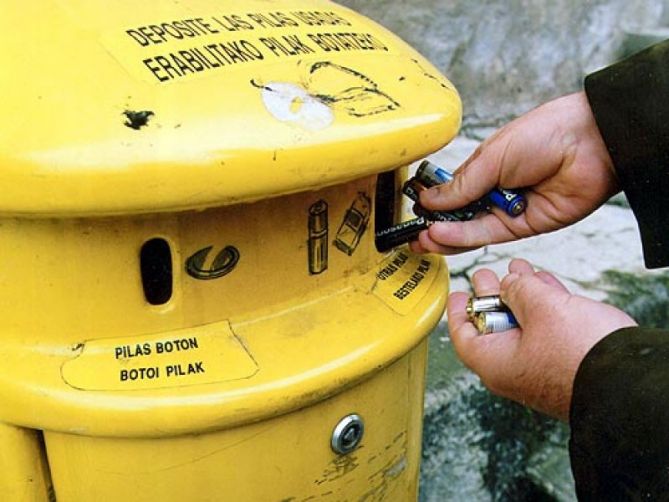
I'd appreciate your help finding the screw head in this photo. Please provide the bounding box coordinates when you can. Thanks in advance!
[331,414,364,455]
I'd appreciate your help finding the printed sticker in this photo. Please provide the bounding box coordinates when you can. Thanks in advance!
[62,323,257,391]
[372,251,441,315]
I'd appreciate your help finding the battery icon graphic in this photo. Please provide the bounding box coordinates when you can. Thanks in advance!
[308,200,329,275]
[334,193,371,256]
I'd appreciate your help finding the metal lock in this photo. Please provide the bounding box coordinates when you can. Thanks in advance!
[330,414,364,455]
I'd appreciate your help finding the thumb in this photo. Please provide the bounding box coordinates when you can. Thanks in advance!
[419,150,500,212]
[500,272,570,326]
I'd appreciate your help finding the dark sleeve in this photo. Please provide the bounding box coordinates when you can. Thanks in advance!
[584,41,669,269]
[569,327,669,500]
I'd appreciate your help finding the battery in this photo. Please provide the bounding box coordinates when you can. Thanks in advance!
[375,217,431,252]
[405,177,475,222]
[416,160,454,187]
[402,177,427,202]
[475,311,518,334]
[412,203,461,222]
[487,188,527,217]
[466,295,507,321]
[417,160,526,217]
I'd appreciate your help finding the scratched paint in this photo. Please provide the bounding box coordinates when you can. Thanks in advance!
[260,82,334,131]
[298,429,409,501]
[255,61,400,131]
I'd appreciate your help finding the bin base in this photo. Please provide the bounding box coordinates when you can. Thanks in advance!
[45,340,428,501]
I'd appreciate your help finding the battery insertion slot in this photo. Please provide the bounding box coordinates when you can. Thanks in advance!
[140,238,173,306]
[374,171,397,252]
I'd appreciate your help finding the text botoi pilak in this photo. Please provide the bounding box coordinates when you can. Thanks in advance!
[115,337,205,382]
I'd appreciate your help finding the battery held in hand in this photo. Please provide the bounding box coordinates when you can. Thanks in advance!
[412,203,461,222]
[404,178,475,221]
[375,217,431,252]
[466,295,508,321]
[475,311,518,334]
[417,160,526,217]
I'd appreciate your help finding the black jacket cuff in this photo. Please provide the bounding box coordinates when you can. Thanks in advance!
[585,41,669,269]
[569,327,669,499]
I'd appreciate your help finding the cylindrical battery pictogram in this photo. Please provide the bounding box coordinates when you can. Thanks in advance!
[308,200,329,275]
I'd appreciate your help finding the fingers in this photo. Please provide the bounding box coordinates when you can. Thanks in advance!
[421,214,524,251]
[419,142,504,212]
[408,237,428,254]
[507,258,570,293]
[500,271,570,326]
[448,266,521,380]
[535,270,570,293]
[448,291,520,380]
[418,121,529,214]
[415,228,480,255]
[508,258,534,276]
[447,292,479,345]
[414,230,453,255]
[447,292,491,367]
[471,268,500,296]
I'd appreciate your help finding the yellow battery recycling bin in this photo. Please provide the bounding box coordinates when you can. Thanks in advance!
[0,1,461,500]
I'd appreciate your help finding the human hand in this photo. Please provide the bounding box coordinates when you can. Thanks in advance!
[411,92,619,254]
[448,258,637,421]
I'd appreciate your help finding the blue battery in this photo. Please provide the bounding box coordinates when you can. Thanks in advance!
[404,178,476,221]
[417,160,526,217]
[416,160,455,186]
[475,311,519,334]
[487,188,527,216]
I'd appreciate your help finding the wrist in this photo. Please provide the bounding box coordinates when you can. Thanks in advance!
[575,91,619,190]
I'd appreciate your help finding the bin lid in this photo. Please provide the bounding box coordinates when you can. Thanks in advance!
[0,0,461,216]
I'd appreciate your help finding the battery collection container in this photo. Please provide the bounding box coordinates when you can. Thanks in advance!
[0,1,461,500]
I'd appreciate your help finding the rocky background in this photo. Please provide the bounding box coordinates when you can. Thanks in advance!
[340,0,669,136]
[337,1,669,500]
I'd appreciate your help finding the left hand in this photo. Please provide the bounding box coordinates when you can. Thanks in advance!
[448,258,637,420]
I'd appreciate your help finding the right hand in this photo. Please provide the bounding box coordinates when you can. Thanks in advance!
[411,92,620,255]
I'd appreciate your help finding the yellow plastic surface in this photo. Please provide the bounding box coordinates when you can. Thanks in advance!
[45,342,428,501]
[0,0,461,216]
[0,424,53,501]
[0,174,449,438]
[0,1,461,500]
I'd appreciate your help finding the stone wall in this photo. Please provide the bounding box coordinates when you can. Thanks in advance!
[339,0,666,134]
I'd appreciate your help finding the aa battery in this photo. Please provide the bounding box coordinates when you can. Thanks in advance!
[375,217,430,252]
[402,177,426,202]
[467,294,518,334]
[404,178,475,222]
[466,295,507,321]
[412,203,461,222]
[474,312,518,335]
[475,311,518,335]
[417,160,526,217]
[488,188,527,217]
[417,160,454,187]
